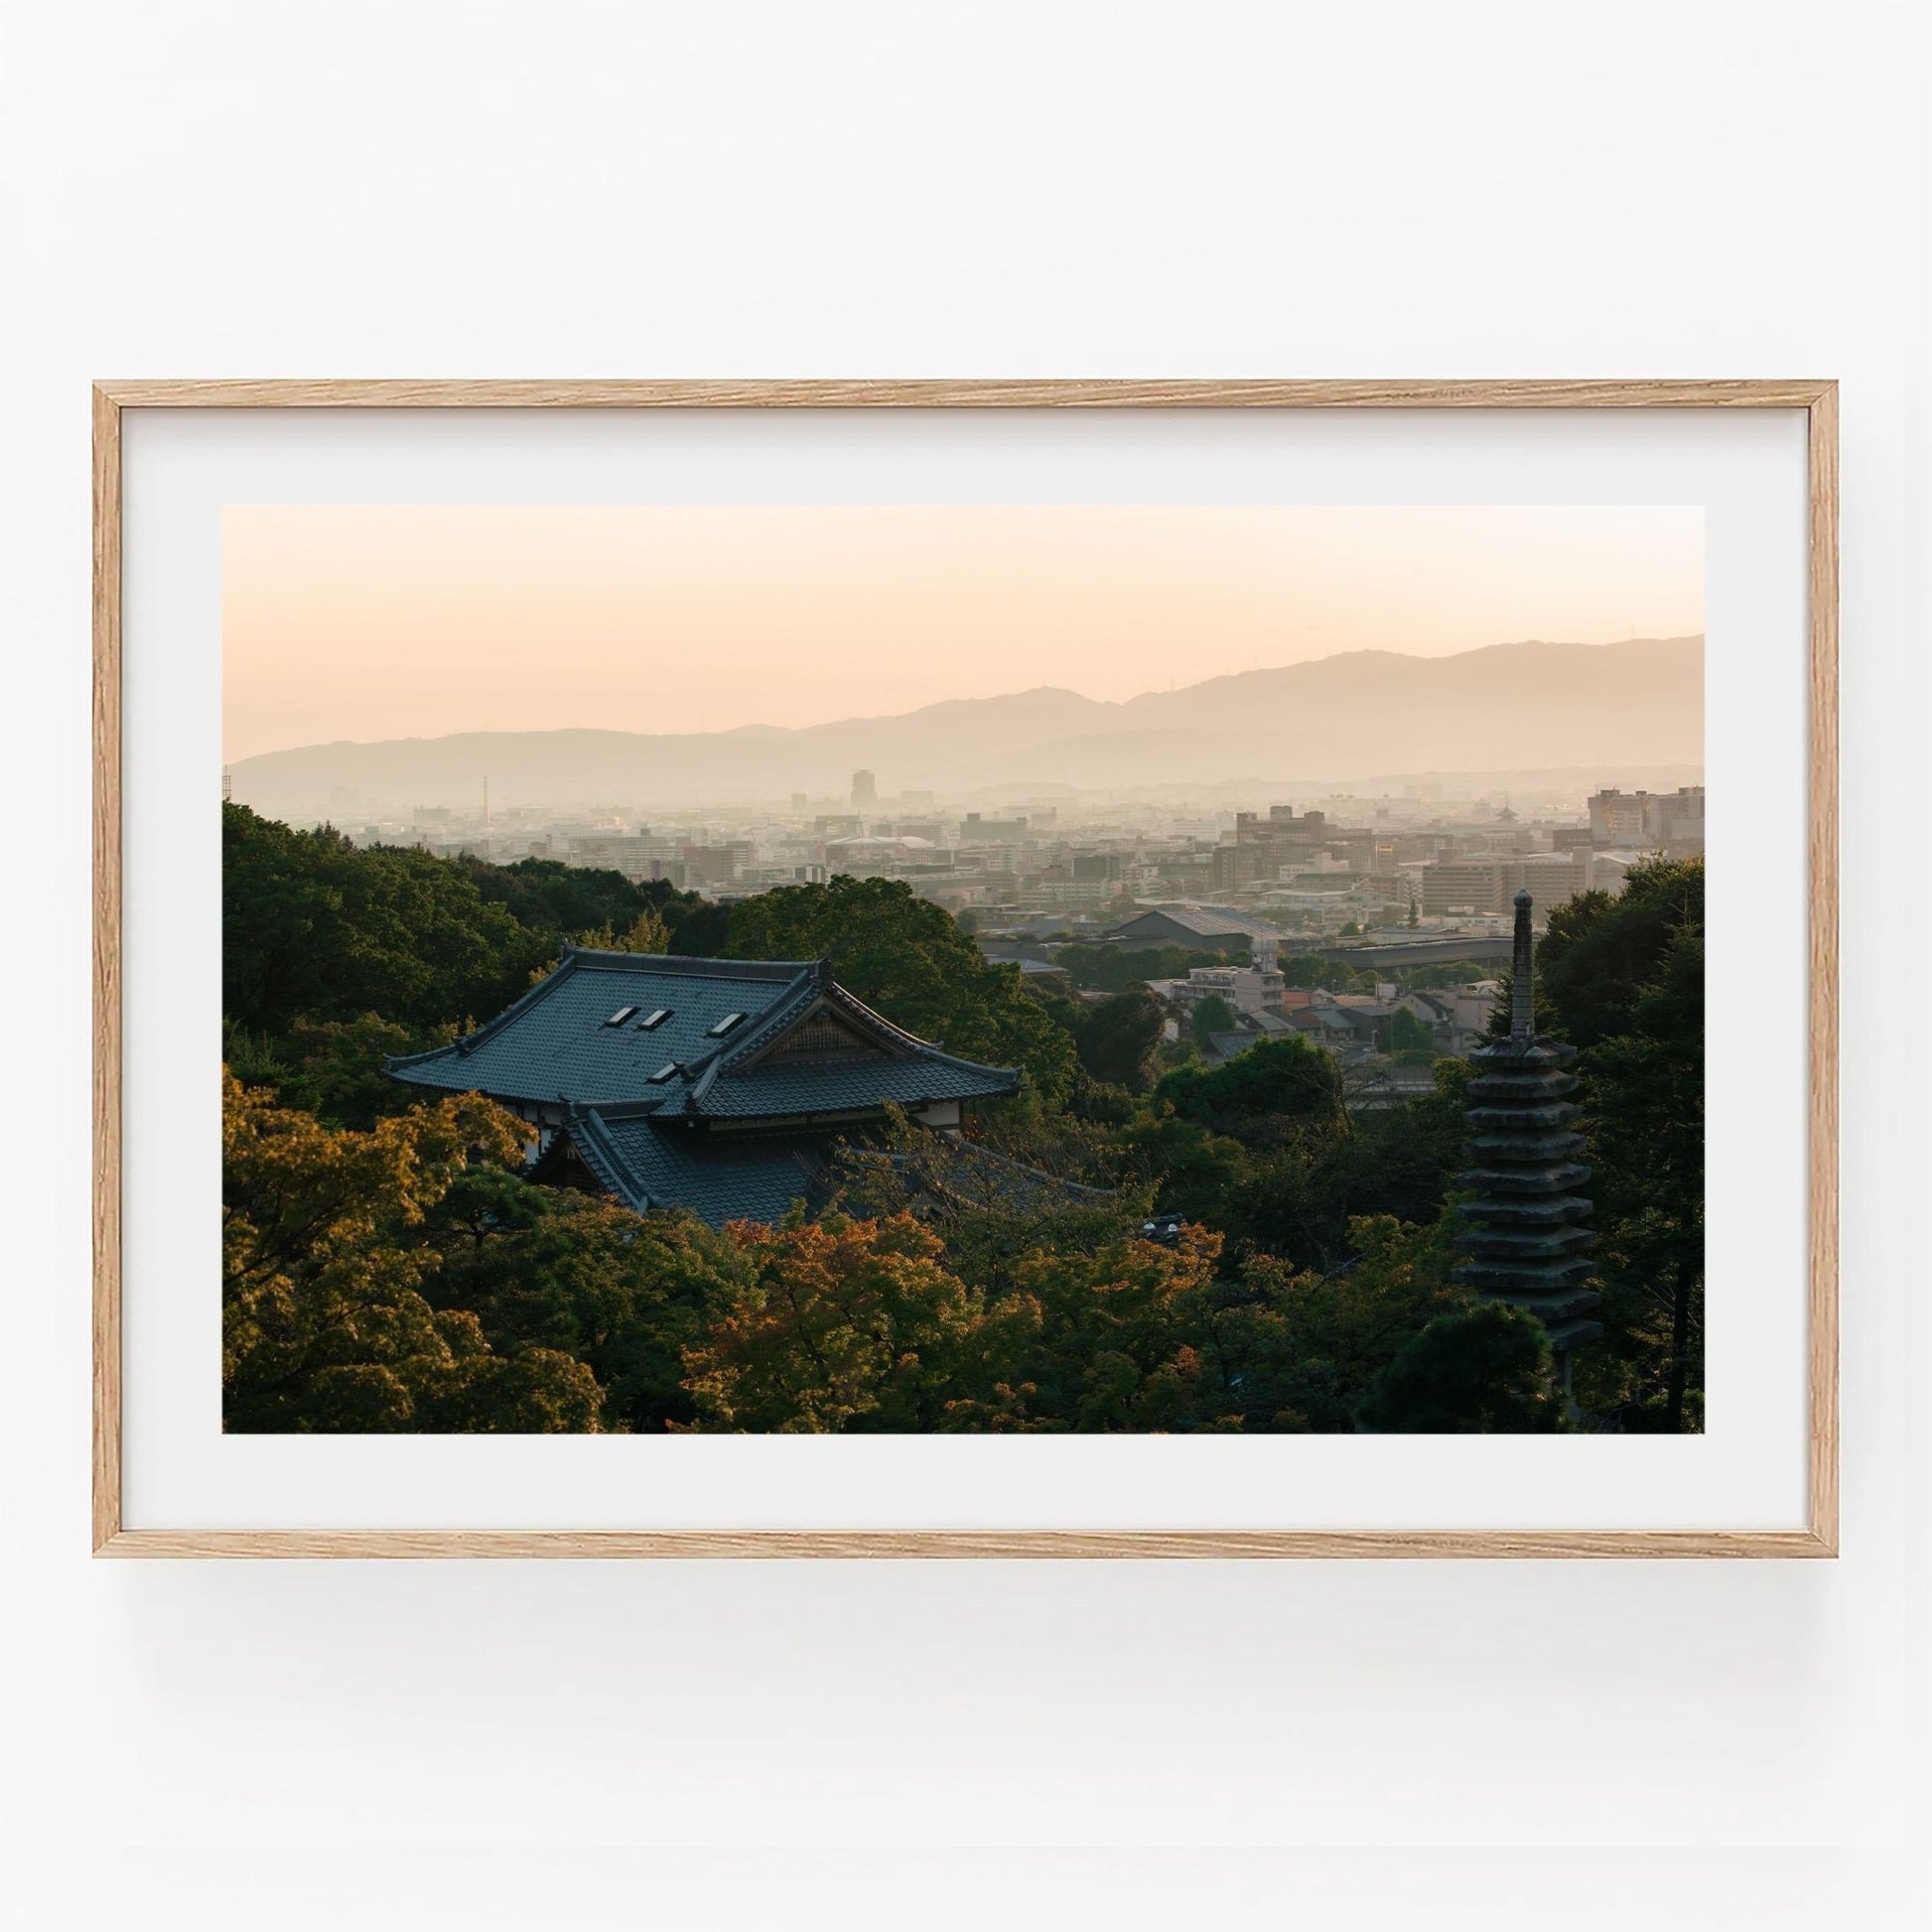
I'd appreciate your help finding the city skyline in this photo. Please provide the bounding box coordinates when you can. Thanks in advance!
[222,504,1704,761]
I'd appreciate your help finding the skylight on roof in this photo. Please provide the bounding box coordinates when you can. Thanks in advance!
[604,1006,639,1027]
[636,1009,672,1031]
[707,1012,748,1037]
[648,1062,679,1084]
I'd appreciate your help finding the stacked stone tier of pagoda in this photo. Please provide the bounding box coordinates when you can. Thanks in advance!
[1454,891,1604,1355]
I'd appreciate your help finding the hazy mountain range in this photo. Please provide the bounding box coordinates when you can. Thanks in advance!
[227,635,1703,819]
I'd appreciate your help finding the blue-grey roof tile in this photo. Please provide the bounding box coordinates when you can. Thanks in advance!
[387,946,1019,1119]
[573,1113,831,1228]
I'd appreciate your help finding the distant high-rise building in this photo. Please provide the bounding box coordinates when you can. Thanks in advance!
[790,793,808,811]
[1641,785,1705,855]
[1070,852,1123,883]
[221,766,232,803]
[1587,785,1705,856]
[1587,788,1649,844]
[1420,855,1589,916]
[1265,803,1327,837]
[851,769,878,810]
[960,811,1029,843]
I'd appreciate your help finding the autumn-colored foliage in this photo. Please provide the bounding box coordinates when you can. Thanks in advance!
[222,1074,603,1433]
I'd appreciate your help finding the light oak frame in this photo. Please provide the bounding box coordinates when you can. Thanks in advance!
[92,378,1839,1558]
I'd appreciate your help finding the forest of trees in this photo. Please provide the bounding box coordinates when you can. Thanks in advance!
[220,804,1704,1435]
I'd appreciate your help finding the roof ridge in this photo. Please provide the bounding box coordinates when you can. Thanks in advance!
[579,1094,670,1122]
[682,1049,731,1113]
[562,1105,645,1207]
[565,948,809,980]
[818,979,1021,1082]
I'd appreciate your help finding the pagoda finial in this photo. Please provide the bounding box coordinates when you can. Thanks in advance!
[1509,889,1535,1041]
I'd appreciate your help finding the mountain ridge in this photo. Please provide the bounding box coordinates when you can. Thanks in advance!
[227,634,1703,817]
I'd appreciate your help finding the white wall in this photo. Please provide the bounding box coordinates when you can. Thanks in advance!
[1,2,1925,1926]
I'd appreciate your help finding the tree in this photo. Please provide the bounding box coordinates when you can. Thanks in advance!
[1395,961,1488,992]
[1278,954,1375,993]
[1576,918,1705,1429]
[1066,987,1168,1092]
[1189,993,1240,1047]
[965,1224,1229,1432]
[1521,856,1706,1430]
[223,804,553,1036]
[724,876,1078,1099]
[1200,1213,1462,1430]
[1533,856,1704,1049]
[1154,1033,1344,1146]
[221,1073,604,1433]
[1053,943,1236,993]
[1387,1006,1439,1061]
[455,853,730,956]
[424,1165,744,1432]
[1122,1111,1252,1227]
[526,905,678,984]
[574,906,673,954]
[272,1012,455,1129]
[1358,1301,1561,1434]
[943,1210,1464,1435]
[680,1213,1034,1433]
[1222,1060,1470,1271]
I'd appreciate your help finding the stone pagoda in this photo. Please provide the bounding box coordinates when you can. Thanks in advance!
[1456,891,1603,1375]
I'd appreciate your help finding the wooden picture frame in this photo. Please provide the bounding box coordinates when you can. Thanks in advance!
[92,378,1839,1558]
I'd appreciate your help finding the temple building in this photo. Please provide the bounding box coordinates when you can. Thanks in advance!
[385,946,1020,1226]
[1456,891,1603,1377]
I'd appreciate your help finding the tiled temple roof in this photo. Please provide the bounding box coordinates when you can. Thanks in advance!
[568,1107,836,1228]
[385,944,1020,1120]
[564,1098,1111,1229]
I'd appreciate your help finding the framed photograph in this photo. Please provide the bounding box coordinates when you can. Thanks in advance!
[93,379,1836,1557]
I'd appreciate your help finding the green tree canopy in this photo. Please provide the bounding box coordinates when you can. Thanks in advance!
[1358,1300,1561,1434]
[224,804,554,1035]
[1189,992,1240,1047]
[1512,855,1706,1429]
[454,853,730,956]
[424,1164,749,1433]
[1575,914,1705,1429]
[1052,943,1240,992]
[1278,954,1375,993]
[1060,987,1169,1093]
[1218,1060,1469,1270]
[1533,855,1704,1049]
[1388,1006,1439,1060]
[1154,1032,1344,1144]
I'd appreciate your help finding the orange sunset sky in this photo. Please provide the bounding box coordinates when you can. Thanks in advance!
[222,505,1704,762]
